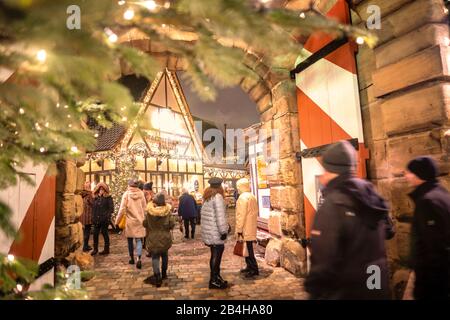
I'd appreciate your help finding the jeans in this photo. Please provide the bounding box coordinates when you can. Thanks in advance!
[245,241,258,273]
[152,251,168,275]
[83,224,92,250]
[127,238,143,258]
[183,218,196,238]
[209,245,225,281]
[93,222,109,250]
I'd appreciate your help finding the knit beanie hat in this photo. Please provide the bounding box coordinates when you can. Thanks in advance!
[407,156,438,182]
[143,182,153,191]
[322,140,357,175]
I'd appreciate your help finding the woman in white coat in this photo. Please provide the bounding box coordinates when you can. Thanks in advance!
[115,178,147,269]
[235,178,259,278]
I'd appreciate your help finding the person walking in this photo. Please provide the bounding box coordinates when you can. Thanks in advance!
[143,193,176,287]
[235,178,259,278]
[115,179,147,269]
[178,188,198,239]
[405,156,450,300]
[91,182,114,256]
[201,177,229,289]
[304,140,395,300]
[80,181,93,252]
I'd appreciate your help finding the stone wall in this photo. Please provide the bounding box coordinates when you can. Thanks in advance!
[353,0,450,298]
[55,160,85,261]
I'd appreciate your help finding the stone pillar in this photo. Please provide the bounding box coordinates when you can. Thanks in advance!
[55,160,85,261]
[241,55,307,276]
[354,0,450,298]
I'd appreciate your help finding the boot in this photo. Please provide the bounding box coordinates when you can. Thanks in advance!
[244,270,259,278]
[162,270,167,280]
[99,246,109,255]
[91,247,98,256]
[149,274,162,287]
[217,274,228,285]
[209,278,227,289]
[240,268,250,274]
[136,258,142,269]
[129,256,135,265]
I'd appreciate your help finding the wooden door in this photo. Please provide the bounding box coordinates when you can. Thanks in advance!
[295,0,369,237]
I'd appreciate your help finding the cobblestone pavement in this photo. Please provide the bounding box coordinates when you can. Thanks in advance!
[85,209,306,300]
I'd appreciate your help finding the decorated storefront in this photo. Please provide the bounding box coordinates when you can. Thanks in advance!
[81,69,206,201]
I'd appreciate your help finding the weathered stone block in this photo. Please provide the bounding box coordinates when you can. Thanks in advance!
[355,0,412,22]
[56,194,77,226]
[387,130,443,177]
[75,168,86,192]
[273,114,295,158]
[381,83,450,136]
[270,187,282,209]
[281,211,303,238]
[56,160,77,194]
[256,93,272,114]
[367,140,389,179]
[278,157,301,186]
[268,211,282,236]
[249,81,270,103]
[390,178,415,220]
[373,45,450,97]
[356,45,376,90]
[279,186,302,212]
[362,101,385,142]
[280,238,307,277]
[375,23,449,69]
[396,222,412,265]
[265,238,283,267]
[74,194,83,221]
[65,250,94,271]
[372,0,447,47]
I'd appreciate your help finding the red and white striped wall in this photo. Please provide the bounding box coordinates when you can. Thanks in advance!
[295,0,369,238]
[0,163,56,289]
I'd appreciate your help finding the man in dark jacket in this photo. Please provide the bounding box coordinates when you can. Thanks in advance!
[305,140,395,300]
[405,156,450,300]
[178,188,198,239]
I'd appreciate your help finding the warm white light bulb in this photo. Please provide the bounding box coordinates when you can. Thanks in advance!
[143,0,157,11]
[71,146,79,153]
[16,284,23,292]
[19,108,25,114]
[7,254,14,262]
[356,37,365,45]
[299,12,306,19]
[118,0,126,5]
[40,147,45,153]
[108,33,118,43]
[36,49,47,62]
[123,8,135,20]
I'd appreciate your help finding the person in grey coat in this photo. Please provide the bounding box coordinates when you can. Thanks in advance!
[201,177,229,289]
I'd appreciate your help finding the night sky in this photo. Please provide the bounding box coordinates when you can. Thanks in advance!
[178,74,260,132]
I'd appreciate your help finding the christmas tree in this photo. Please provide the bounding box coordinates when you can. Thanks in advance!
[0,0,374,298]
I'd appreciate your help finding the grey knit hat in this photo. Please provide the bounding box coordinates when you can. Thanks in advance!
[322,140,357,175]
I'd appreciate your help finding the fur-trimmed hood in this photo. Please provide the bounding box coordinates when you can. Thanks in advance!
[93,182,110,197]
[147,202,172,217]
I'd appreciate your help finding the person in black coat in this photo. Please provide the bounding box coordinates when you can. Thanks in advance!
[305,140,395,300]
[405,156,450,300]
[178,188,198,239]
[91,182,114,256]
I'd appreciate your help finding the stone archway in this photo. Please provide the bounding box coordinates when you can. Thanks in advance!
[118,33,307,274]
